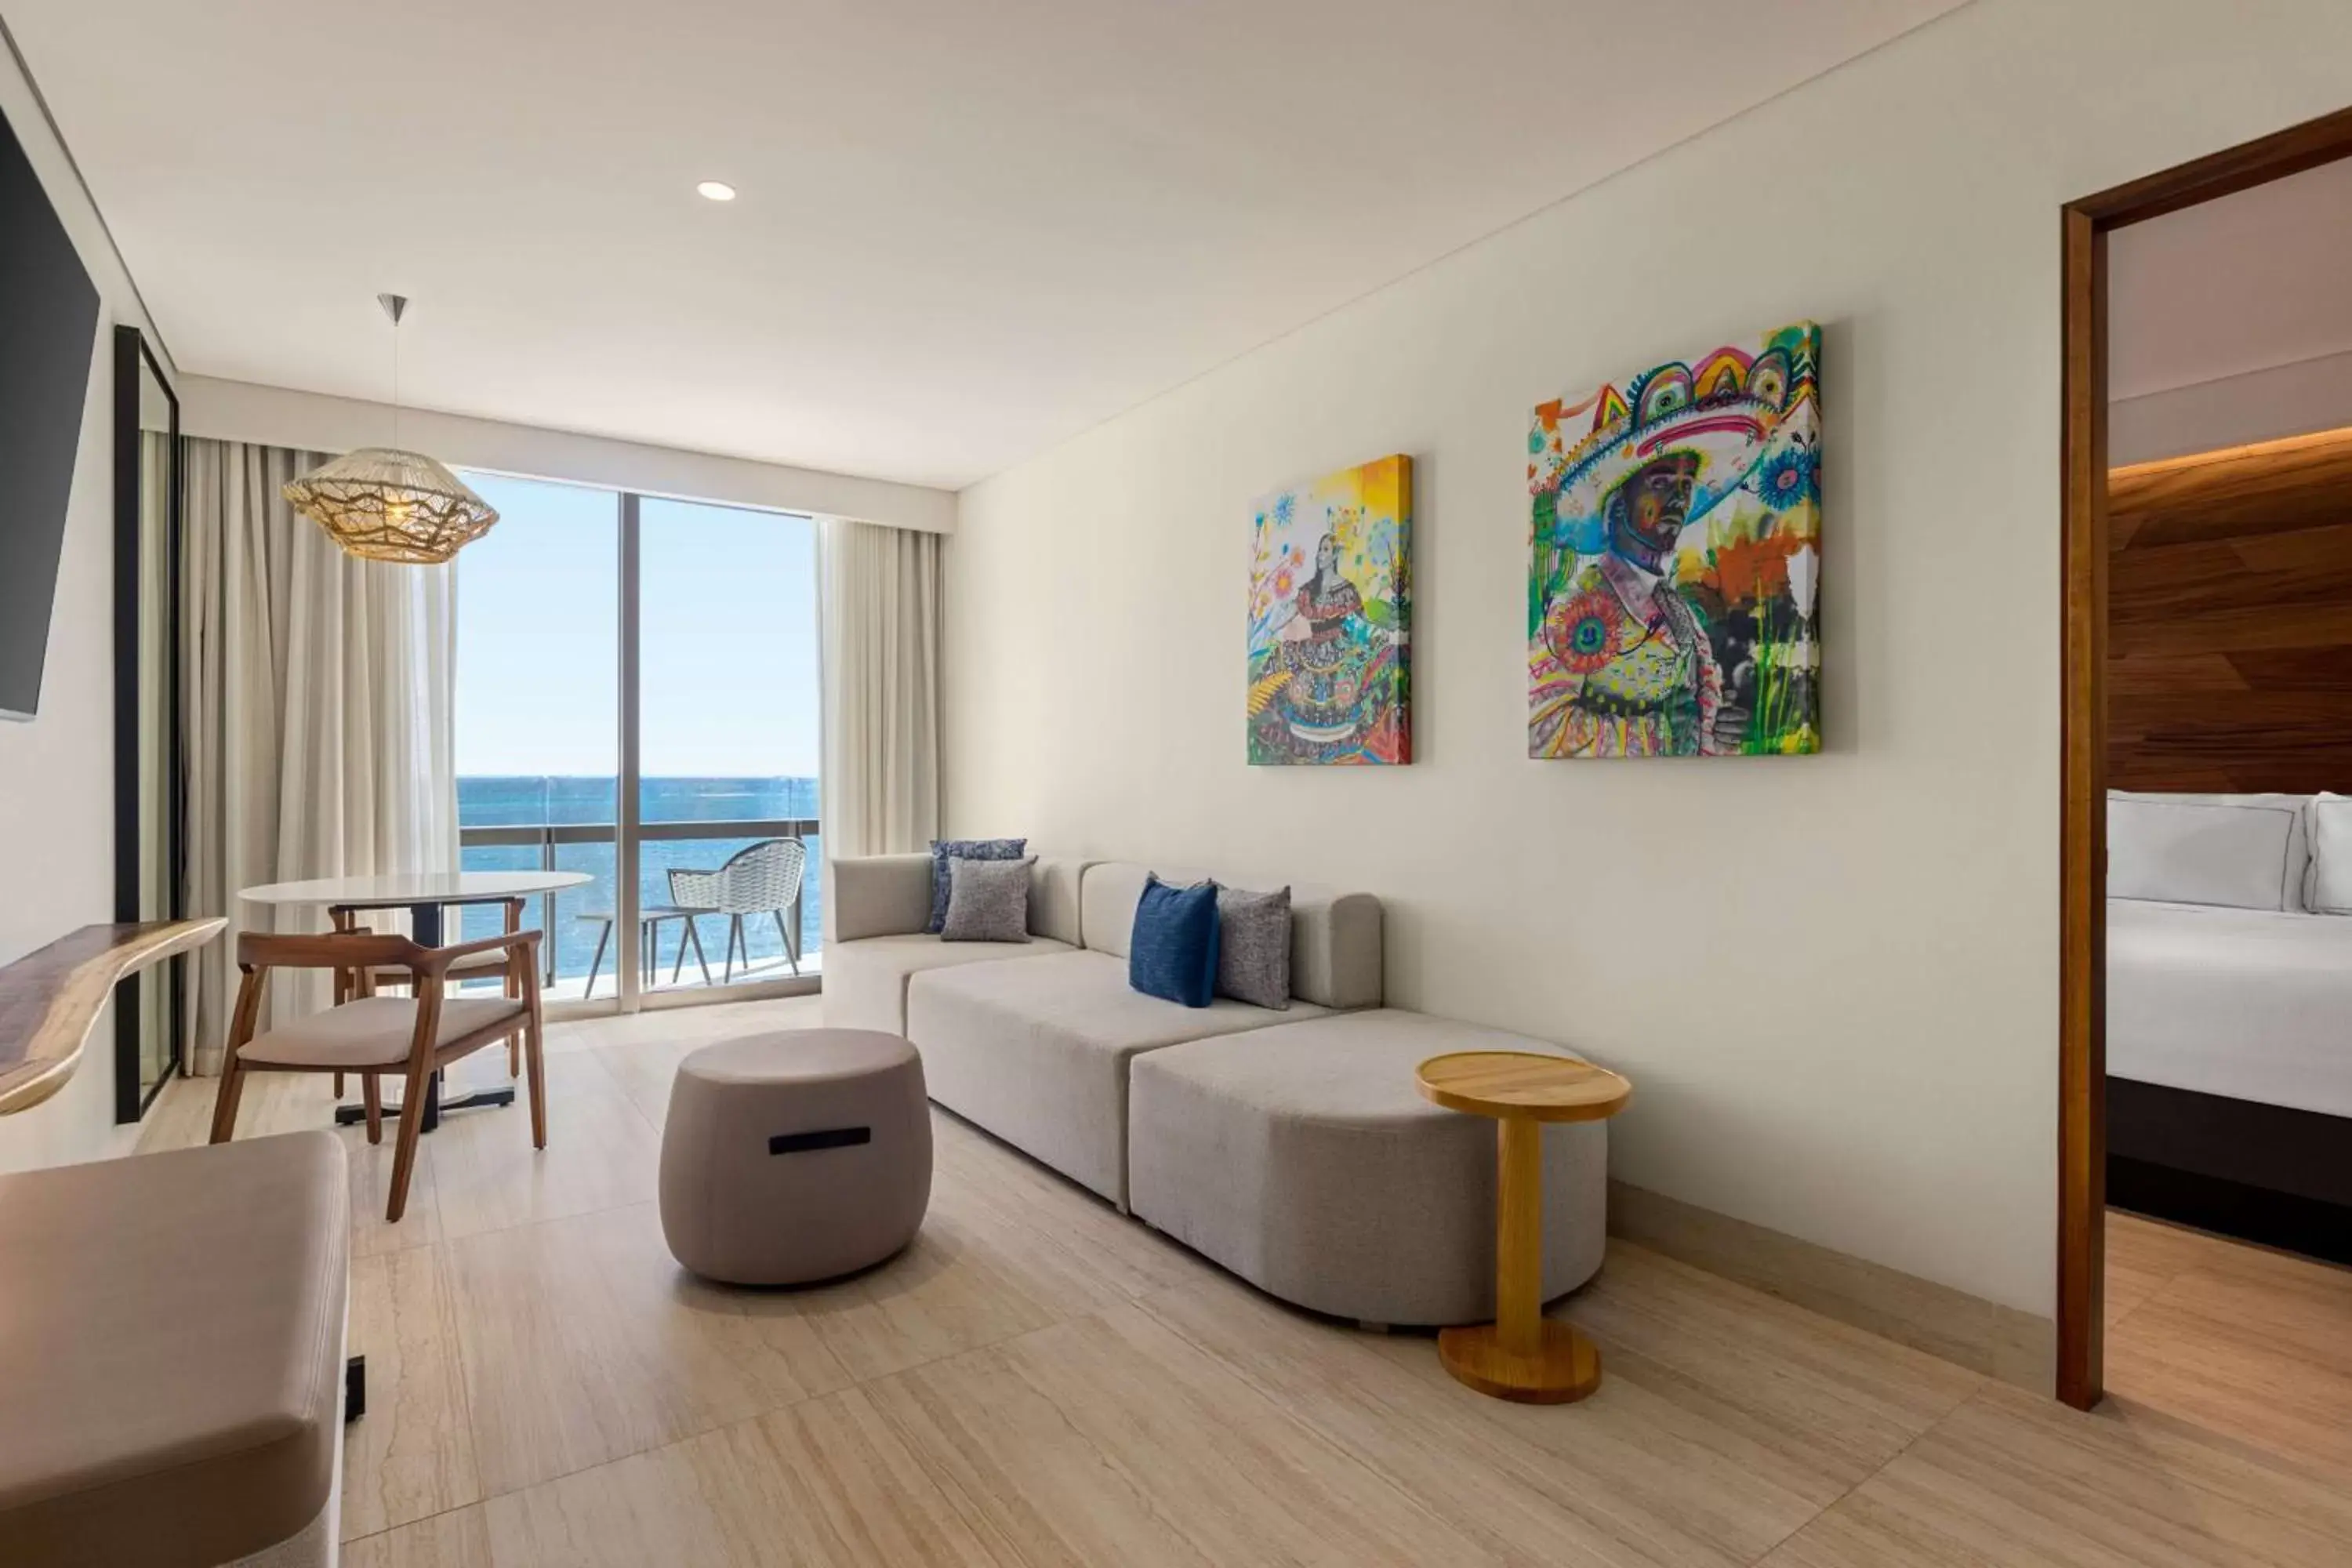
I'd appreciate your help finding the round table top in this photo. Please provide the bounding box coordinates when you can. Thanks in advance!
[238,869,593,909]
[1415,1051,1632,1123]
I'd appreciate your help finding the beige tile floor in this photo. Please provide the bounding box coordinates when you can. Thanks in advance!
[141,1002,2352,1566]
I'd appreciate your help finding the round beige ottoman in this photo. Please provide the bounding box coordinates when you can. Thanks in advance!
[659,1029,931,1285]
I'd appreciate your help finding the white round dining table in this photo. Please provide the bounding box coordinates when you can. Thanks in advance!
[238,869,593,945]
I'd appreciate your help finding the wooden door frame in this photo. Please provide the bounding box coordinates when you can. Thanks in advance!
[2057,104,2352,1411]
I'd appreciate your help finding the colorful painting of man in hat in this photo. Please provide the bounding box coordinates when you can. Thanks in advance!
[1247,456,1411,764]
[1529,322,1821,758]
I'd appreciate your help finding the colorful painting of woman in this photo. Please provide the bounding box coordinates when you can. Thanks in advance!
[1247,456,1411,764]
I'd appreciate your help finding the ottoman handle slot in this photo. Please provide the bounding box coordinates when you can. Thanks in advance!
[769,1126,873,1155]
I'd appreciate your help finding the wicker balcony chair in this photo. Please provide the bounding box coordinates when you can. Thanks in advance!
[668,837,807,984]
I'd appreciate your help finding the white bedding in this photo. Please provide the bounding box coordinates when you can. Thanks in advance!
[2107,898,2352,1118]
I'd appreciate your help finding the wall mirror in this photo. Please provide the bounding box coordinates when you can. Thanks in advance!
[114,325,183,1120]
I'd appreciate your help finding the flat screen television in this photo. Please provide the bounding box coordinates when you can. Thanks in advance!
[0,97,100,721]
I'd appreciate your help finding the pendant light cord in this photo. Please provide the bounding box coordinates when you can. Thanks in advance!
[390,318,401,448]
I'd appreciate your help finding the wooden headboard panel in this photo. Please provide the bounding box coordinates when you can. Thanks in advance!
[2108,426,2352,793]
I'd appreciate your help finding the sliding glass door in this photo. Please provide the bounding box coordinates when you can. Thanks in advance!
[452,474,820,1009]
[637,498,823,993]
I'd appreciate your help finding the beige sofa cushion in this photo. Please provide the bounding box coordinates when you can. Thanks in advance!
[908,949,1326,1205]
[1128,1010,1606,1325]
[828,853,1087,946]
[827,853,935,943]
[1026,856,1086,947]
[824,933,1075,1035]
[1079,861,1383,1009]
[0,1132,350,1567]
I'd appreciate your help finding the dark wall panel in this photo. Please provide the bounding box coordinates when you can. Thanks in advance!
[2108,429,2352,793]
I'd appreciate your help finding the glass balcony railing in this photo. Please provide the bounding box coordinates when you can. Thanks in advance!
[454,817,823,999]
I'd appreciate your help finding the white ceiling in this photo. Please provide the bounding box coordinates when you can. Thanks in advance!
[2110,152,2352,403]
[10,0,1965,489]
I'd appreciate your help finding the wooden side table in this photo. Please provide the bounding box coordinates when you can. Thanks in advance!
[1415,1050,1632,1403]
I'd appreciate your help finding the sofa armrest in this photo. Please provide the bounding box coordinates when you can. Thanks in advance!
[1290,887,1384,1009]
[1029,857,1087,946]
[827,854,937,942]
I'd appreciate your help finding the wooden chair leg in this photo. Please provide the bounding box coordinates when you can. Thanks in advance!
[524,1022,547,1150]
[386,1068,429,1224]
[362,1074,383,1145]
[212,968,267,1145]
[208,1054,248,1144]
[521,946,547,1150]
[385,998,440,1224]
[504,902,524,1004]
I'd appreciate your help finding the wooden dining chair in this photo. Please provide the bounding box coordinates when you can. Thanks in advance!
[210,926,546,1221]
[328,898,528,1095]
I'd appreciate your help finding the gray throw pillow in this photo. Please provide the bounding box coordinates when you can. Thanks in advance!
[1215,884,1291,1008]
[927,837,1028,933]
[942,855,1035,942]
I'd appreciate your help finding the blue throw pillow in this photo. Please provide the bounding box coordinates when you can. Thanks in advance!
[1129,875,1220,1008]
[928,838,1027,933]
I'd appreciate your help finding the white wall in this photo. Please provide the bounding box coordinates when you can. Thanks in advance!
[182,376,954,532]
[946,0,2352,1321]
[2112,347,2352,465]
[0,38,174,1173]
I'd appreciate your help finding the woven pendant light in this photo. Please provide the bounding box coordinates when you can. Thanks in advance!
[283,295,498,564]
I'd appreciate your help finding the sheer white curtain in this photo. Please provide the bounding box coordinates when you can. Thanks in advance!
[180,438,459,1071]
[816,517,942,880]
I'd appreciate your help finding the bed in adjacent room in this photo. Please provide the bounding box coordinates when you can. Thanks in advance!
[2106,791,2352,1262]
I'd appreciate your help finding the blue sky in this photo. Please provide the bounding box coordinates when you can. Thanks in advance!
[454,473,820,778]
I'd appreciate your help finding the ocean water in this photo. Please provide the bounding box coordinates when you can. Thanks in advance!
[456,776,822,985]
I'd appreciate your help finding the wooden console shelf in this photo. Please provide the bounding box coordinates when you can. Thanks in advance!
[0,920,225,1116]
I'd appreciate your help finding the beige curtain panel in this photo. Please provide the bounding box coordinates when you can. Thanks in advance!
[180,437,460,1073]
[817,517,943,902]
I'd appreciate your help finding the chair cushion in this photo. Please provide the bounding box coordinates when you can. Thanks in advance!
[0,1133,349,1566]
[238,994,527,1069]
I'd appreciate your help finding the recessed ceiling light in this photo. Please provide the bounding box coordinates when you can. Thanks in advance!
[696,180,737,202]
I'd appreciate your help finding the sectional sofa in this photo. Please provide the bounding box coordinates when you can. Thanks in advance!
[826,854,1609,1327]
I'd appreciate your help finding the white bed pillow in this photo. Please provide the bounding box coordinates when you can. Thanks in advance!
[2109,790,2314,910]
[2303,793,2352,913]
[2106,795,2303,910]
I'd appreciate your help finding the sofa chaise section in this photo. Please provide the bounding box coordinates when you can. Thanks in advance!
[824,852,1084,1034]
[1128,1009,1606,1326]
